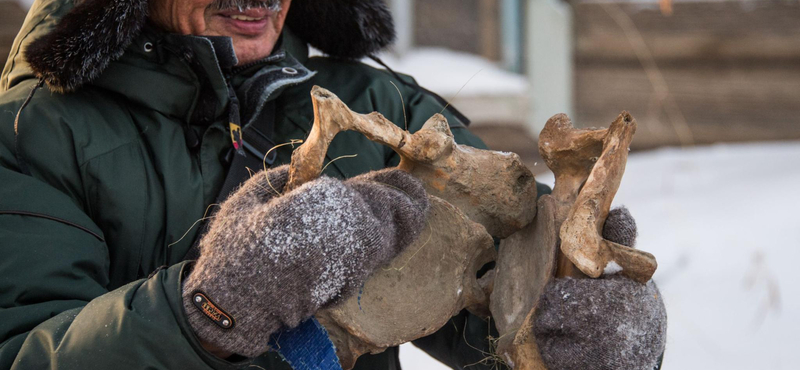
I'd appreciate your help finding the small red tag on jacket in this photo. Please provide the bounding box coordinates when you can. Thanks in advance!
[192,292,235,329]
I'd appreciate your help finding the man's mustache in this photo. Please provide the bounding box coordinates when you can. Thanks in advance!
[208,0,283,12]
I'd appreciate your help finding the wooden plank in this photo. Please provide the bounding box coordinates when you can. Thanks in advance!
[413,0,482,55]
[574,1,800,63]
[575,64,800,148]
[478,0,501,61]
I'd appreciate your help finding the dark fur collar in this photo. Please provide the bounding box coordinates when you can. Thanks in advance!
[286,0,395,60]
[26,0,396,93]
[26,0,149,93]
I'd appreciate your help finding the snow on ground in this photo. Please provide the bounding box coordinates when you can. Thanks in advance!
[399,344,452,370]
[363,48,528,98]
[13,0,34,9]
[401,141,800,369]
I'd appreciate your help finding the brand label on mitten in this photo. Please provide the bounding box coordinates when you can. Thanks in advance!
[192,292,235,329]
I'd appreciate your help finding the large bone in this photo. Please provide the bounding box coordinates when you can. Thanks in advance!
[287,86,537,368]
[288,86,537,238]
[490,112,658,369]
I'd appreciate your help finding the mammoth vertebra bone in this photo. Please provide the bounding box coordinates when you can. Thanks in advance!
[287,86,538,368]
[490,112,658,370]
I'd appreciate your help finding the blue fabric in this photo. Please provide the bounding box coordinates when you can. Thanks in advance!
[270,317,342,370]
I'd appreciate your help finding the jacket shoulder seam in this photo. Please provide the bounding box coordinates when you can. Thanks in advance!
[0,210,104,242]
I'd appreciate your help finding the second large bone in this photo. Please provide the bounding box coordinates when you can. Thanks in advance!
[548,113,657,283]
[490,112,659,369]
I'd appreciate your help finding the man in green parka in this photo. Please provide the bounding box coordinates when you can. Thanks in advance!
[0,0,667,369]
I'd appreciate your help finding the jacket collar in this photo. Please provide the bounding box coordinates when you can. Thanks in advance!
[89,27,314,122]
[17,0,394,93]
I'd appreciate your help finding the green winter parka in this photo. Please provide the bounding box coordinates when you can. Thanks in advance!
[0,0,503,369]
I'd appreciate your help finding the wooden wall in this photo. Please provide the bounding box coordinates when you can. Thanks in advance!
[573,0,800,148]
[413,0,502,61]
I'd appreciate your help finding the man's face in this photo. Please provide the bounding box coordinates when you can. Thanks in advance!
[149,0,292,65]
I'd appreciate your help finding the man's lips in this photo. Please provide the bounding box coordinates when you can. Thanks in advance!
[214,8,273,36]
[217,7,270,19]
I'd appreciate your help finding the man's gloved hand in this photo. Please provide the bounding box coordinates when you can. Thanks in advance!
[182,166,429,358]
[534,206,667,370]
[603,206,638,248]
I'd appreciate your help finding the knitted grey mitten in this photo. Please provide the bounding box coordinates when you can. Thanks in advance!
[182,166,429,357]
[603,206,638,248]
[534,207,666,370]
[533,276,667,370]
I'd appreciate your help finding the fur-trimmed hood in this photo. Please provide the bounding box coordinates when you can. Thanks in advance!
[24,0,396,93]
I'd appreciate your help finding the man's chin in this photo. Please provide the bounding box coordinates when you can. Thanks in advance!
[203,20,280,64]
[231,38,279,65]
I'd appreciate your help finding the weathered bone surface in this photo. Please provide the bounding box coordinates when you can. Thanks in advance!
[317,196,495,369]
[490,195,558,370]
[287,86,538,238]
[554,113,657,283]
[538,114,607,225]
[539,113,607,280]
[490,112,659,369]
[288,86,537,368]
[396,115,537,238]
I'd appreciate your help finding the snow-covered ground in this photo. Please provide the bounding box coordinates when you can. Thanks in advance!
[401,141,800,369]
[12,0,34,8]
[364,48,528,98]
